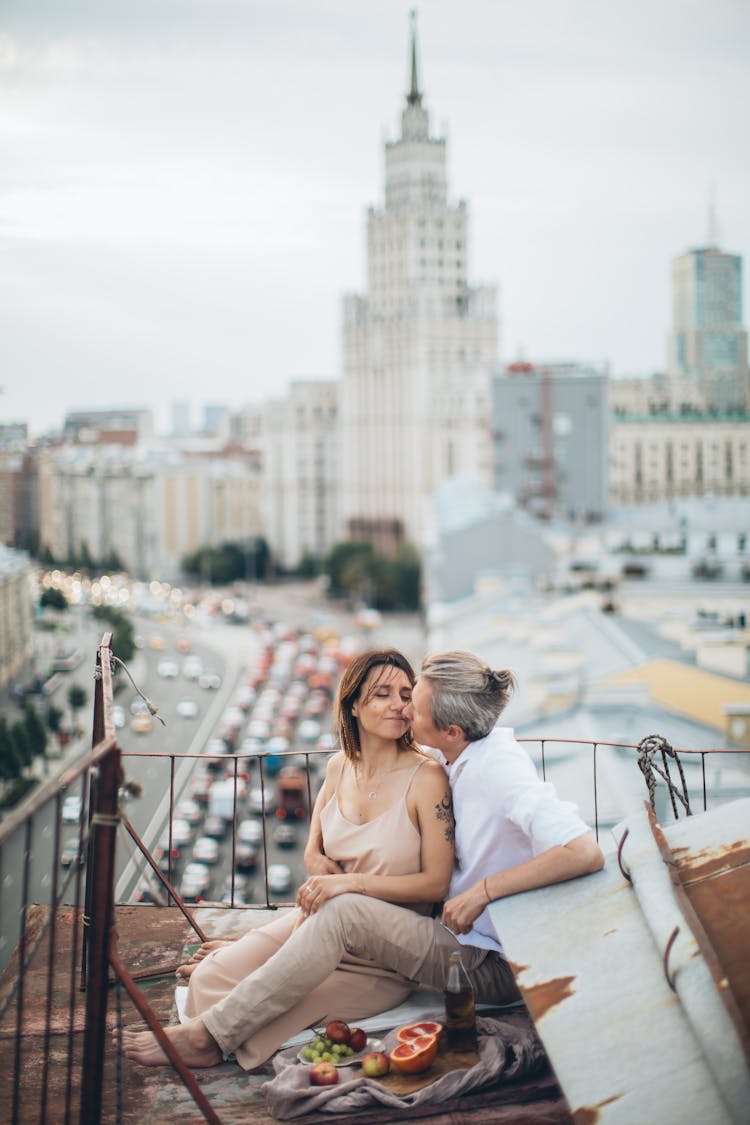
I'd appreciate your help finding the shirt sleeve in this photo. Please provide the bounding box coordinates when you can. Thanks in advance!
[506,783,590,854]
[488,739,591,854]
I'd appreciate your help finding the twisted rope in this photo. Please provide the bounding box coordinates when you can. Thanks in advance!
[636,734,691,819]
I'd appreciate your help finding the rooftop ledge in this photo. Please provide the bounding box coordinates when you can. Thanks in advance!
[490,797,750,1124]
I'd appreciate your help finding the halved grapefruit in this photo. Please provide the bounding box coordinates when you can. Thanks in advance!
[395,1021,443,1044]
[389,1033,439,1074]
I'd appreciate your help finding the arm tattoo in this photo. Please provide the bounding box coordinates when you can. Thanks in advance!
[435,793,455,844]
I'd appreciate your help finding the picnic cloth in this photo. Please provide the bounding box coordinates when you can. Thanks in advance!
[263,1013,547,1120]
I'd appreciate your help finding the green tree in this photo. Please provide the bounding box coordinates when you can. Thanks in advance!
[0,717,23,782]
[78,541,95,570]
[389,542,422,610]
[325,541,377,599]
[181,539,272,585]
[296,552,320,578]
[68,684,87,728]
[91,605,136,663]
[23,702,47,758]
[40,587,68,611]
[101,549,125,572]
[46,704,63,734]
[10,721,33,771]
[322,539,421,611]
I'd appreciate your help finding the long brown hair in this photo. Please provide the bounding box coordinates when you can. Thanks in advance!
[335,648,419,761]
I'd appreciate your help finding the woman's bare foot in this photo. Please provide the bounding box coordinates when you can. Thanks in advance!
[175,939,234,979]
[120,1017,223,1067]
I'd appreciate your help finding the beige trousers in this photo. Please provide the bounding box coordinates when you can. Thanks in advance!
[201,893,519,1064]
[185,908,413,1069]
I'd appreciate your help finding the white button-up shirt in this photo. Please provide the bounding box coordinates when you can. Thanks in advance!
[436,726,591,954]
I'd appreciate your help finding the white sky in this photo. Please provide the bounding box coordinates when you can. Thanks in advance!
[2,0,749,437]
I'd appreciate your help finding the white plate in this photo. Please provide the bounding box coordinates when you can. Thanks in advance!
[297,1036,384,1067]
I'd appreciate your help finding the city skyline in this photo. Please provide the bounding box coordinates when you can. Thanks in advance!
[2,0,749,436]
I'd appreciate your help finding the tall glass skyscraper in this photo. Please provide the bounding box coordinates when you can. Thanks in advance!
[669,246,749,411]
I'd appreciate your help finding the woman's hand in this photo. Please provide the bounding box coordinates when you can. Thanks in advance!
[304,853,345,877]
[296,873,358,915]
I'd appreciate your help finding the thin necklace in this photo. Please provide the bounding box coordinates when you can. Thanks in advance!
[356,762,399,801]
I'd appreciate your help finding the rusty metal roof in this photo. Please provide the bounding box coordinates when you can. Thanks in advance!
[489,797,750,1124]
[0,904,569,1124]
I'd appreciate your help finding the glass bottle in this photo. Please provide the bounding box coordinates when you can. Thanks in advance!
[444,950,477,1051]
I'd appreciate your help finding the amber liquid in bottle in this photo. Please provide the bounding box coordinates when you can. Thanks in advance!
[444,950,478,1051]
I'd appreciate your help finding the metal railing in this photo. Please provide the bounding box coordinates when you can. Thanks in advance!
[0,634,748,1123]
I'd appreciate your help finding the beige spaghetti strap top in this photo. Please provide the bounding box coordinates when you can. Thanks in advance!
[319,758,426,879]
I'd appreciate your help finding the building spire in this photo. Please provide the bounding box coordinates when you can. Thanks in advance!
[407,9,422,106]
[707,181,719,248]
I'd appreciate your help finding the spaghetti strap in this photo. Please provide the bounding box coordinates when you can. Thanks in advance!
[333,756,349,797]
[402,757,429,801]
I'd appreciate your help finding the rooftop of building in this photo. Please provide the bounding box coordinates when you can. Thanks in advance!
[1,574,749,1122]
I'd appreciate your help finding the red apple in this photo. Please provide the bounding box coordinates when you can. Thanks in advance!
[361,1050,390,1078]
[325,1019,351,1045]
[309,1061,339,1086]
[349,1027,367,1053]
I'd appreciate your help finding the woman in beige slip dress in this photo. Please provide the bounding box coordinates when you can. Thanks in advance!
[180,648,455,1070]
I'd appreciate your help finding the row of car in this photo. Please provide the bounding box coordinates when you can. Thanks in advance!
[138,618,357,904]
[156,653,222,692]
[151,760,299,901]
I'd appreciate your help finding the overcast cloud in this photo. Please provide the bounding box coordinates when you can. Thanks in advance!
[2,0,749,435]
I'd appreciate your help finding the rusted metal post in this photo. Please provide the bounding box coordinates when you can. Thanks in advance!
[80,637,120,1125]
[80,635,107,992]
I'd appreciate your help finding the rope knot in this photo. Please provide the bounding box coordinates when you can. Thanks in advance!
[636,734,691,819]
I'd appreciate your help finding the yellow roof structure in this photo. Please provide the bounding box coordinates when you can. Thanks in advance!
[611,659,750,733]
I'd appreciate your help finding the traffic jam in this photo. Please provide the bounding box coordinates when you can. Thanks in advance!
[134,623,356,908]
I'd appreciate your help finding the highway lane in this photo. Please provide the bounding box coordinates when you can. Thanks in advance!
[113,621,260,899]
[114,619,326,906]
[1,590,413,971]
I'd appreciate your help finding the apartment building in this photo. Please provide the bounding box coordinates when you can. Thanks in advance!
[248,380,339,572]
[0,546,34,690]
[609,413,750,505]
[37,446,262,580]
[492,361,609,521]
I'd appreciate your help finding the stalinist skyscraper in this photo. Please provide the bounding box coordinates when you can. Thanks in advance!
[340,14,498,555]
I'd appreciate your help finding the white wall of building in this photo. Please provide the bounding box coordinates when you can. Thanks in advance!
[0,547,34,689]
[253,380,339,571]
[38,447,262,581]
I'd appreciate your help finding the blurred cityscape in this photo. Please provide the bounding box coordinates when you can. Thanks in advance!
[1,15,749,809]
[0,19,748,1121]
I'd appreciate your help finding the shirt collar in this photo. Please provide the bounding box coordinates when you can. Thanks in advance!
[443,733,487,781]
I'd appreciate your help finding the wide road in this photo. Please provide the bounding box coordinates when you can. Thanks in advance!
[110,617,323,906]
[0,586,424,973]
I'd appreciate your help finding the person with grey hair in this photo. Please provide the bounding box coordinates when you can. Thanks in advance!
[122,650,604,1069]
